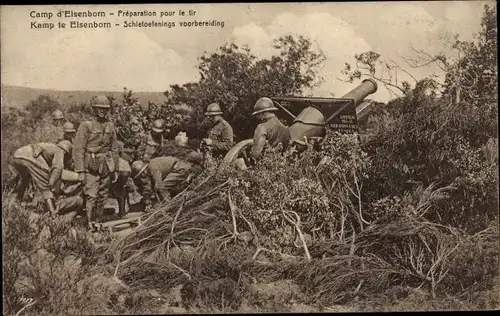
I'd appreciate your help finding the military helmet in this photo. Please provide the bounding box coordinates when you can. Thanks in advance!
[52,109,64,120]
[57,140,73,154]
[62,122,76,133]
[205,103,223,116]
[131,160,148,179]
[92,95,111,108]
[252,97,278,116]
[152,119,165,133]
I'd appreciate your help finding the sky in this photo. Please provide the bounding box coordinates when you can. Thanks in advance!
[0,2,492,102]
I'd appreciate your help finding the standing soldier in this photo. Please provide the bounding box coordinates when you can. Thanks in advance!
[62,122,77,171]
[201,103,234,158]
[73,95,120,229]
[141,119,166,163]
[62,122,77,142]
[112,150,133,219]
[52,109,65,142]
[121,117,146,163]
[250,97,291,161]
[52,109,65,127]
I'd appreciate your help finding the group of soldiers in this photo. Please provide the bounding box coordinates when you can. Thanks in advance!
[9,95,291,230]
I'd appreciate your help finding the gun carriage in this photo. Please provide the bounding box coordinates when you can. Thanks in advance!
[223,79,379,166]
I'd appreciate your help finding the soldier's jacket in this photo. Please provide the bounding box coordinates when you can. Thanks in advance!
[72,119,120,174]
[141,132,165,162]
[146,154,202,191]
[251,116,291,159]
[207,118,234,157]
[14,142,66,188]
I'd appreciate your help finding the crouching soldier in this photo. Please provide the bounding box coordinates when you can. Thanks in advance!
[10,140,77,216]
[73,95,120,229]
[52,169,85,218]
[131,133,204,208]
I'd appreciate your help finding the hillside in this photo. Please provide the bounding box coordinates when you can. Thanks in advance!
[0,84,168,109]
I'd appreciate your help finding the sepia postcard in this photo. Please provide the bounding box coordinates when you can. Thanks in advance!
[1,2,498,315]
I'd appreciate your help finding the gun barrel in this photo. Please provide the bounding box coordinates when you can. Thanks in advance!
[288,79,378,144]
[342,79,378,107]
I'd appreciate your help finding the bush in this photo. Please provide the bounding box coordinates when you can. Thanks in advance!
[1,193,136,315]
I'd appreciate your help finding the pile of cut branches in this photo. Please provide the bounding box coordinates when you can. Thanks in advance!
[110,134,498,310]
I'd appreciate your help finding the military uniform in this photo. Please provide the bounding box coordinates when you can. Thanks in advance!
[11,142,66,201]
[73,119,120,223]
[206,118,234,158]
[141,132,165,162]
[48,170,85,217]
[251,116,291,159]
[134,151,203,203]
[55,182,85,216]
[113,141,133,217]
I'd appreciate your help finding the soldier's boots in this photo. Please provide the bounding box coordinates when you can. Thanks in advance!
[117,197,127,219]
[95,203,104,223]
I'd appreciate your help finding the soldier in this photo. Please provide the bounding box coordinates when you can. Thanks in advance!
[52,109,65,127]
[52,109,66,142]
[73,95,120,229]
[52,169,85,218]
[62,122,77,142]
[250,97,291,160]
[201,103,234,158]
[11,140,75,216]
[142,119,166,163]
[121,117,146,163]
[131,133,204,207]
[111,155,133,218]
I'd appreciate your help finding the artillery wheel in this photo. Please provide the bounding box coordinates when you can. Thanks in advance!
[222,139,254,169]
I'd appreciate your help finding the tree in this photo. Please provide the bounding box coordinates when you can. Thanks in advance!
[164,35,326,141]
[356,5,498,232]
[340,51,414,98]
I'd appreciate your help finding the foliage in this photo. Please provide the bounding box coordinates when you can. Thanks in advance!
[1,5,498,313]
[354,4,498,234]
[164,35,326,141]
[1,96,63,187]
[441,4,497,111]
[1,193,125,316]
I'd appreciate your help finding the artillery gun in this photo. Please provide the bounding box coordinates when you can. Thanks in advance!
[223,79,378,167]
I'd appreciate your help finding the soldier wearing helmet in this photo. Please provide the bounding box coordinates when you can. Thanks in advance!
[250,97,291,160]
[52,109,65,126]
[141,119,166,163]
[121,117,146,163]
[73,95,120,229]
[201,103,234,158]
[131,133,204,208]
[62,122,77,143]
[51,109,66,142]
[10,141,75,217]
